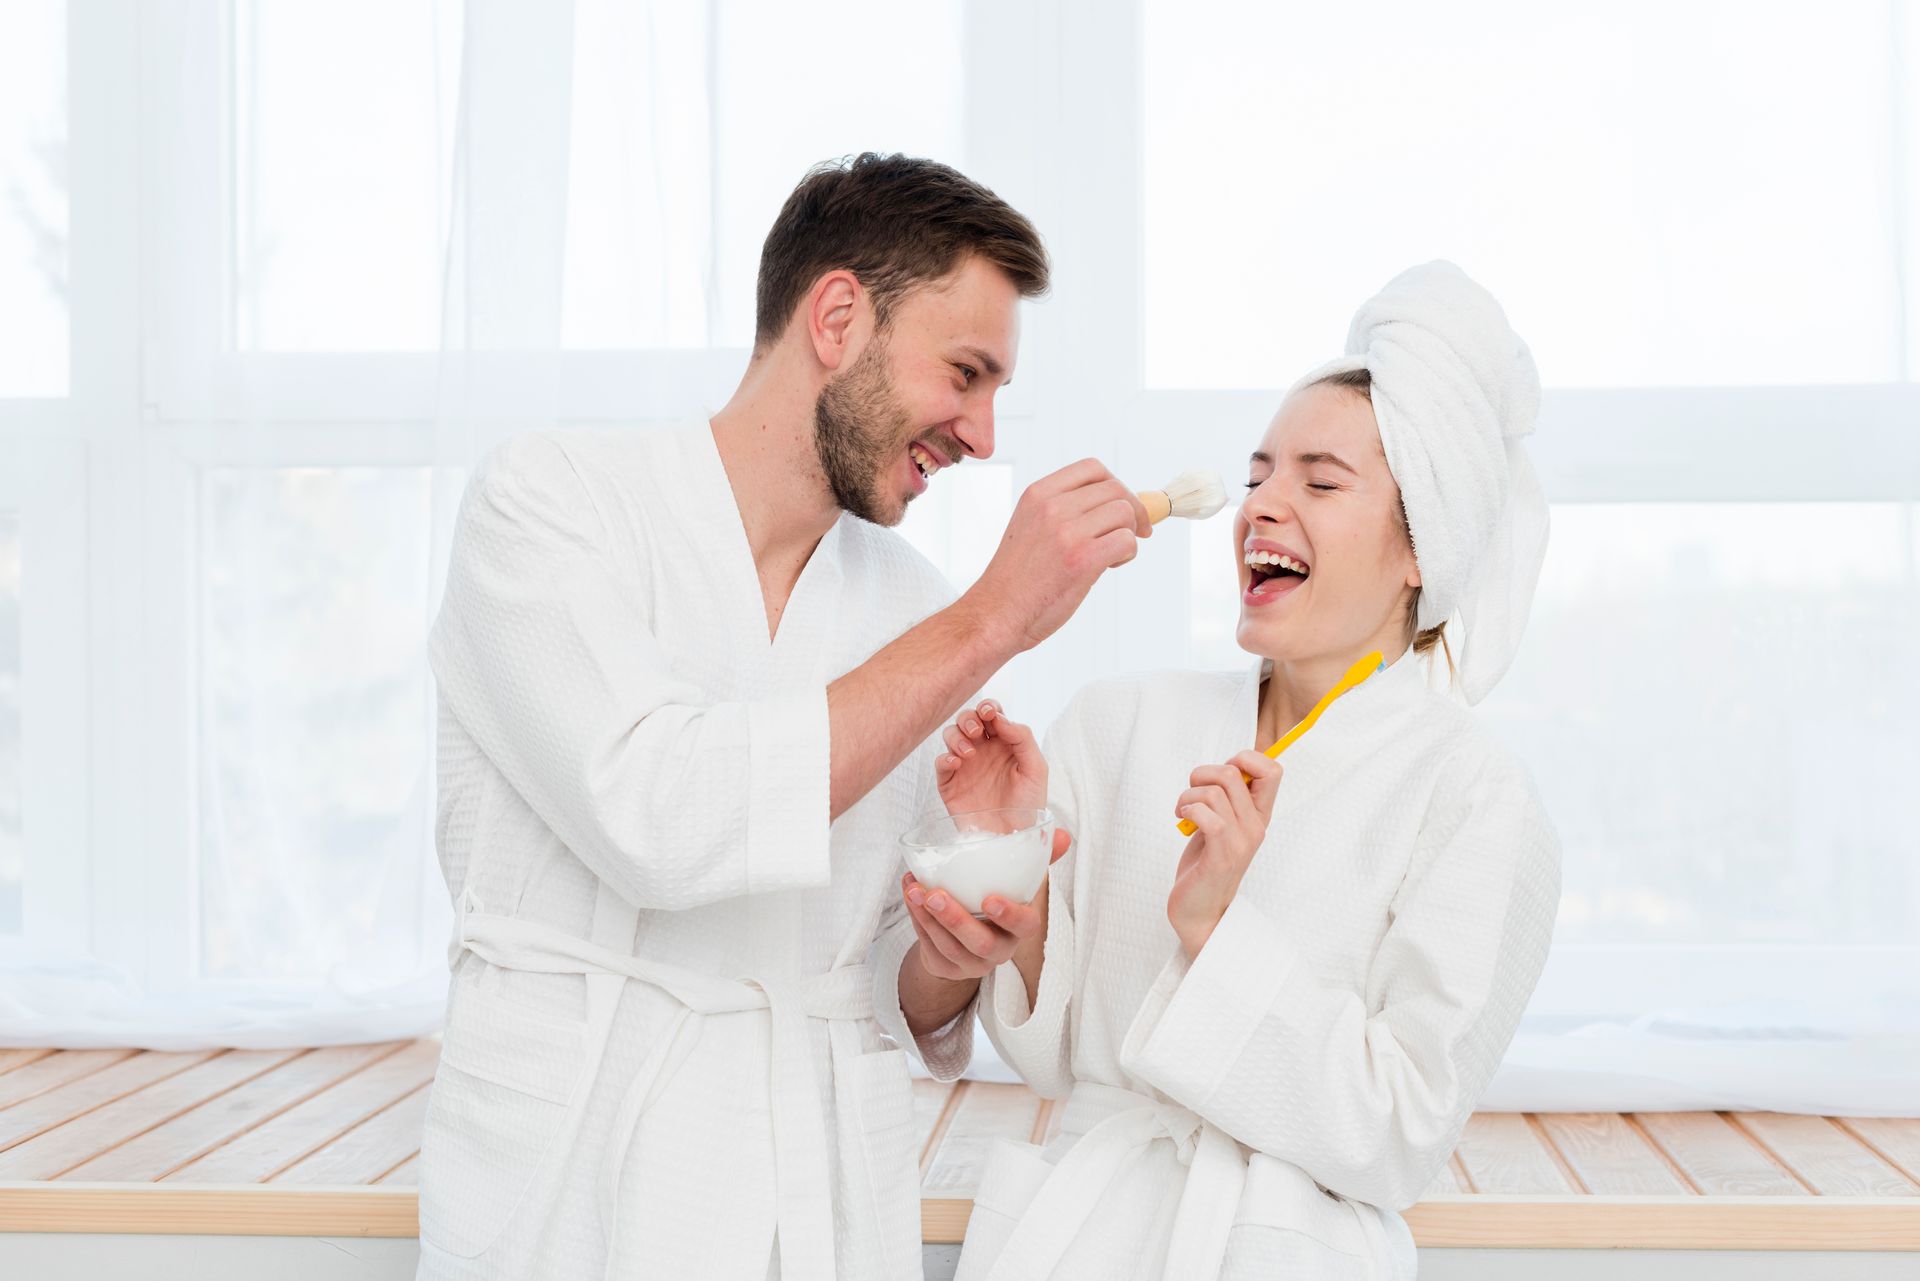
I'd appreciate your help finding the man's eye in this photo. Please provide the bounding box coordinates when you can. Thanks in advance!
[958,365,977,383]
[1308,483,1339,492]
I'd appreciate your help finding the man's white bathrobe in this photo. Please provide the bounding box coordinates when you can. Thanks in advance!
[950,652,1560,1280]
[419,421,969,1281]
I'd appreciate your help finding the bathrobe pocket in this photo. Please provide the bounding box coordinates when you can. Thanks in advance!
[419,983,586,1259]
[834,1046,922,1280]
[953,1138,1057,1281]
[1222,1155,1382,1277]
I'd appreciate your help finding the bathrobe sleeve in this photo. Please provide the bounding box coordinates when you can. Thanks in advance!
[1120,739,1560,1209]
[429,432,832,911]
[871,907,980,1080]
[977,706,1090,1100]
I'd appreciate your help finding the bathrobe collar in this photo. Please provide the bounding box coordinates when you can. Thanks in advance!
[667,417,848,686]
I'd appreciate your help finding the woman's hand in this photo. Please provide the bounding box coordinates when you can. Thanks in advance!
[1166,751,1283,957]
[902,826,1072,982]
[936,699,1047,815]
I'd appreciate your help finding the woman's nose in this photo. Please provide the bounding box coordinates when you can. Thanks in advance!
[1241,483,1285,525]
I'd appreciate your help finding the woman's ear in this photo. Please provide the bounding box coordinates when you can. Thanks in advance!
[807,270,863,372]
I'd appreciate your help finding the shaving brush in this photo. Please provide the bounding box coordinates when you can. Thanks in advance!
[1137,470,1228,525]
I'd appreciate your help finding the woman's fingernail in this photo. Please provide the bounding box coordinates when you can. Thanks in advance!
[907,888,925,906]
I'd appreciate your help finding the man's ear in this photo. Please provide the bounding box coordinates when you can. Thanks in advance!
[806,270,863,372]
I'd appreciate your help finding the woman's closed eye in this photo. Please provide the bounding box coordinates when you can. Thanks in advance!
[1244,477,1340,492]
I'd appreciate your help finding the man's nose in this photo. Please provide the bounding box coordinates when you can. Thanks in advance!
[956,401,995,461]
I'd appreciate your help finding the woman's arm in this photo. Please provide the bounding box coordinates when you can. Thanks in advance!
[1121,745,1561,1208]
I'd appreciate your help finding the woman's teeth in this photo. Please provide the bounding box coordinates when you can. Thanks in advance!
[1243,550,1308,575]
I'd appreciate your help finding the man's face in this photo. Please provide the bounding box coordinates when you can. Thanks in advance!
[813,255,1020,526]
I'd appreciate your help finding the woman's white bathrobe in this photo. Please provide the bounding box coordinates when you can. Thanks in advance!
[951,652,1560,1280]
[420,421,970,1281]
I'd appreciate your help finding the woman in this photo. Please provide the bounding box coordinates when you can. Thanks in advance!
[897,262,1561,1279]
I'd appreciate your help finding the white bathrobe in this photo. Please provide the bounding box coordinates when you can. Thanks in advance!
[419,420,970,1281]
[950,652,1560,1280]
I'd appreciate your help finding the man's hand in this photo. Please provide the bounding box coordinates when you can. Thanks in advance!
[902,827,1070,981]
[1166,751,1282,957]
[964,459,1151,653]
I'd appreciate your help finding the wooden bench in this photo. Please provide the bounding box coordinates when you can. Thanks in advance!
[1,1043,1916,1252]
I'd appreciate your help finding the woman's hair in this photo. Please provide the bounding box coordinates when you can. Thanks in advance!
[1307,367,1455,679]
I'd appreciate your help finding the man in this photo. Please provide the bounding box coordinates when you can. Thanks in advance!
[417,153,1149,1280]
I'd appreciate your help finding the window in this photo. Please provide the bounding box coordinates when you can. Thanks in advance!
[1479,502,1920,947]
[560,0,966,349]
[0,0,67,395]
[1143,0,1914,389]
[196,467,434,980]
[233,0,968,354]
[0,511,20,935]
[13,0,1914,1080]
[235,0,461,351]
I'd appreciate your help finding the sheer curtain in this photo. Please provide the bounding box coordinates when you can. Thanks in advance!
[1,0,1915,1112]
[0,0,978,1048]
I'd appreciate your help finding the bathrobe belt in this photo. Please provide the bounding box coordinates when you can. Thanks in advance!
[985,1081,1249,1281]
[456,886,873,1281]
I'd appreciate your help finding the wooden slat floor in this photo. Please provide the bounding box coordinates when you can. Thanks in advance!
[1,1044,1917,1250]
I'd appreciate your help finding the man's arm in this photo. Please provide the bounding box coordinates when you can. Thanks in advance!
[827,456,1150,819]
[898,941,983,1038]
[825,596,1017,821]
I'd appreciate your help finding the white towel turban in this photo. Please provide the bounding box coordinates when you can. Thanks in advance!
[1293,260,1548,704]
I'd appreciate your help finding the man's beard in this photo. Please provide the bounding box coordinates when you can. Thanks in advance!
[813,337,916,526]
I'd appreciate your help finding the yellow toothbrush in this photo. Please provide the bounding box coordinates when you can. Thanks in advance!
[1176,650,1386,835]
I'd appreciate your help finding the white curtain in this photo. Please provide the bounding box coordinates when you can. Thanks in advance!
[1,0,1915,1114]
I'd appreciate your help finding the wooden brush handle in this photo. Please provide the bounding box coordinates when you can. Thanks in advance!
[1138,490,1172,524]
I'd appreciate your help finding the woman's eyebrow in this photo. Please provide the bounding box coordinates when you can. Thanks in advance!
[1247,449,1358,474]
[1299,450,1358,474]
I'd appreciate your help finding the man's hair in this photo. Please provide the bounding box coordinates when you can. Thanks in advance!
[754,152,1049,351]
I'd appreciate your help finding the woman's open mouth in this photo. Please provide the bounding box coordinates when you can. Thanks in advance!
[1243,547,1309,607]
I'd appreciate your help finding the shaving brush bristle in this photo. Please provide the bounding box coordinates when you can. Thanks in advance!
[1157,469,1228,520]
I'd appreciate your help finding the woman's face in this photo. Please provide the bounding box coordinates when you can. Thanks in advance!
[1234,381,1421,663]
